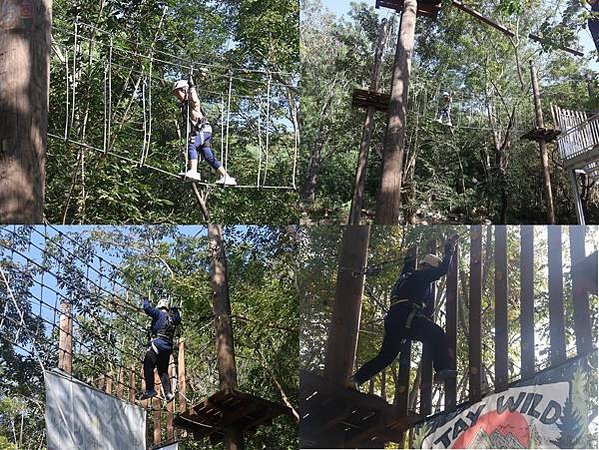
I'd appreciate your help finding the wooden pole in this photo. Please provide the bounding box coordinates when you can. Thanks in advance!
[529,61,555,224]
[208,224,244,450]
[178,338,187,413]
[349,18,391,225]
[323,225,371,385]
[0,0,51,223]
[419,243,434,415]
[129,366,136,404]
[58,301,72,374]
[519,226,535,380]
[105,369,113,395]
[468,226,483,403]
[494,226,509,393]
[153,371,161,446]
[445,240,458,407]
[569,226,593,355]
[548,226,566,367]
[374,0,418,224]
[116,366,125,398]
[166,355,175,441]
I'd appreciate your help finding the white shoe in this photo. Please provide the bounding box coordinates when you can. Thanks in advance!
[181,170,202,181]
[216,175,237,186]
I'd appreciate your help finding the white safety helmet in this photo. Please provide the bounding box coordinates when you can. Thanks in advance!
[420,254,442,268]
[442,91,451,97]
[172,80,189,92]
[156,298,171,310]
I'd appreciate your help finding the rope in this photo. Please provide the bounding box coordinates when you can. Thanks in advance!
[225,71,233,175]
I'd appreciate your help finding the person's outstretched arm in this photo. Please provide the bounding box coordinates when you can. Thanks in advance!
[143,299,161,319]
[170,307,182,326]
[421,236,458,282]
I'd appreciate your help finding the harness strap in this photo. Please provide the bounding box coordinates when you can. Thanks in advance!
[389,298,424,330]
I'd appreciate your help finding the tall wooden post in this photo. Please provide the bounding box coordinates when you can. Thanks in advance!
[208,224,243,450]
[153,371,161,446]
[444,240,458,408]
[529,61,555,224]
[494,226,509,393]
[177,339,187,438]
[349,18,391,225]
[569,226,593,355]
[375,0,418,224]
[58,301,73,373]
[324,225,370,385]
[519,226,535,380]
[468,226,483,402]
[166,355,175,440]
[547,226,566,367]
[0,0,51,223]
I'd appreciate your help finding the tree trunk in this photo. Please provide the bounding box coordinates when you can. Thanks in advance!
[374,1,417,224]
[0,0,52,223]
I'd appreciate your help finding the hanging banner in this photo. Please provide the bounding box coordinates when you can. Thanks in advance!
[153,443,179,450]
[44,370,146,450]
[413,351,597,449]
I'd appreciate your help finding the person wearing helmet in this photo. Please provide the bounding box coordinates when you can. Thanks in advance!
[172,71,236,186]
[435,91,453,127]
[350,234,459,387]
[140,298,182,401]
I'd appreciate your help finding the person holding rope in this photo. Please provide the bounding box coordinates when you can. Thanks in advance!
[435,91,453,127]
[350,234,459,388]
[172,69,237,185]
[140,298,181,402]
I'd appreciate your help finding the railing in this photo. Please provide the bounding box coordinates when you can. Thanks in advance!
[552,106,599,165]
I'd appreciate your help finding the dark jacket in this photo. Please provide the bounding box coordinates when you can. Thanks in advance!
[390,242,454,314]
[143,299,181,351]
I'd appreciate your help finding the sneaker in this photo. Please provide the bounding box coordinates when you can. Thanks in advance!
[446,122,453,127]
[165,392,175,403]
[181,170,202,181]
[140,389,157,400]
[216,175,237,186]
[434,369,457,384]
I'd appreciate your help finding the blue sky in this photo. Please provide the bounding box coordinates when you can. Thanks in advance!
[321,0,598,70]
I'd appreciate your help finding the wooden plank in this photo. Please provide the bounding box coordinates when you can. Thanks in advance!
[58,301,73,374]
[395,247,416,417]
[116,366,125,398]
[519,226,535,380]
[324,225,371,384]
[445,240,458,408]
[494,226,509,393]
[468,226,483,403]
[154,371,162,445]
[419,242,435,415]
[105,370,113,395]
[548,226,567,366]
[167,354,175,440]
[569,226,593,355]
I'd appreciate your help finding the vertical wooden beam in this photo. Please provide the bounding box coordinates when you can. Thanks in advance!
[494,226,509,393]
[178,339,187,412]
[58,301,73,373]
[569,226,593,354]
[349,18,391,225]
[445,240,458,408]
[209,224,238,390]
[208,224,244,450]
[395,247,416,416]
[0,0,51,223]
[529,61,555,224]
[166,355,175,440]
[324,225,371,385]
[374,0,418,224]
[116,366,125,398]
[419,242,435,415]
[468,226,483,403]
[105,370,113,395]
[548,226,567,367]
[153,371,161,446]
[519,226,535,380]
[129,366,136,404]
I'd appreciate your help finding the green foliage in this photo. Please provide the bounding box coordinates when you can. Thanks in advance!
[46,0,299,224]
[301,0,599,223]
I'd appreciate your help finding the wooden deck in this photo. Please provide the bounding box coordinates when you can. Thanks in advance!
[520,127,561,142]
[300,370,422,448]
[351,88,390,113]
[173,388,290,444]
[376,0,443,18]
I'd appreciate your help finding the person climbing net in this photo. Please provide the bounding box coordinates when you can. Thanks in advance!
[435,91,453,127]
[172,69,237,186]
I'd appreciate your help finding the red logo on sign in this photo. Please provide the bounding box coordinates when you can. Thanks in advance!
[453,411,530,449]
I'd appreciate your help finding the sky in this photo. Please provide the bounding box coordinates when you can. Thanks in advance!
[320,0,599,71]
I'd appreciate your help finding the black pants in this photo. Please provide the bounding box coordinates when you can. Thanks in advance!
[354,303,450,384]
[143,345,172,395]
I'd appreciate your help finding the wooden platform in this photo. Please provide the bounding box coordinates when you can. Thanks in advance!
[300,370,422,448]
[173,388,290,444]
[376,0,443,18]
[351,88,390,113]
[520,127,561,142]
